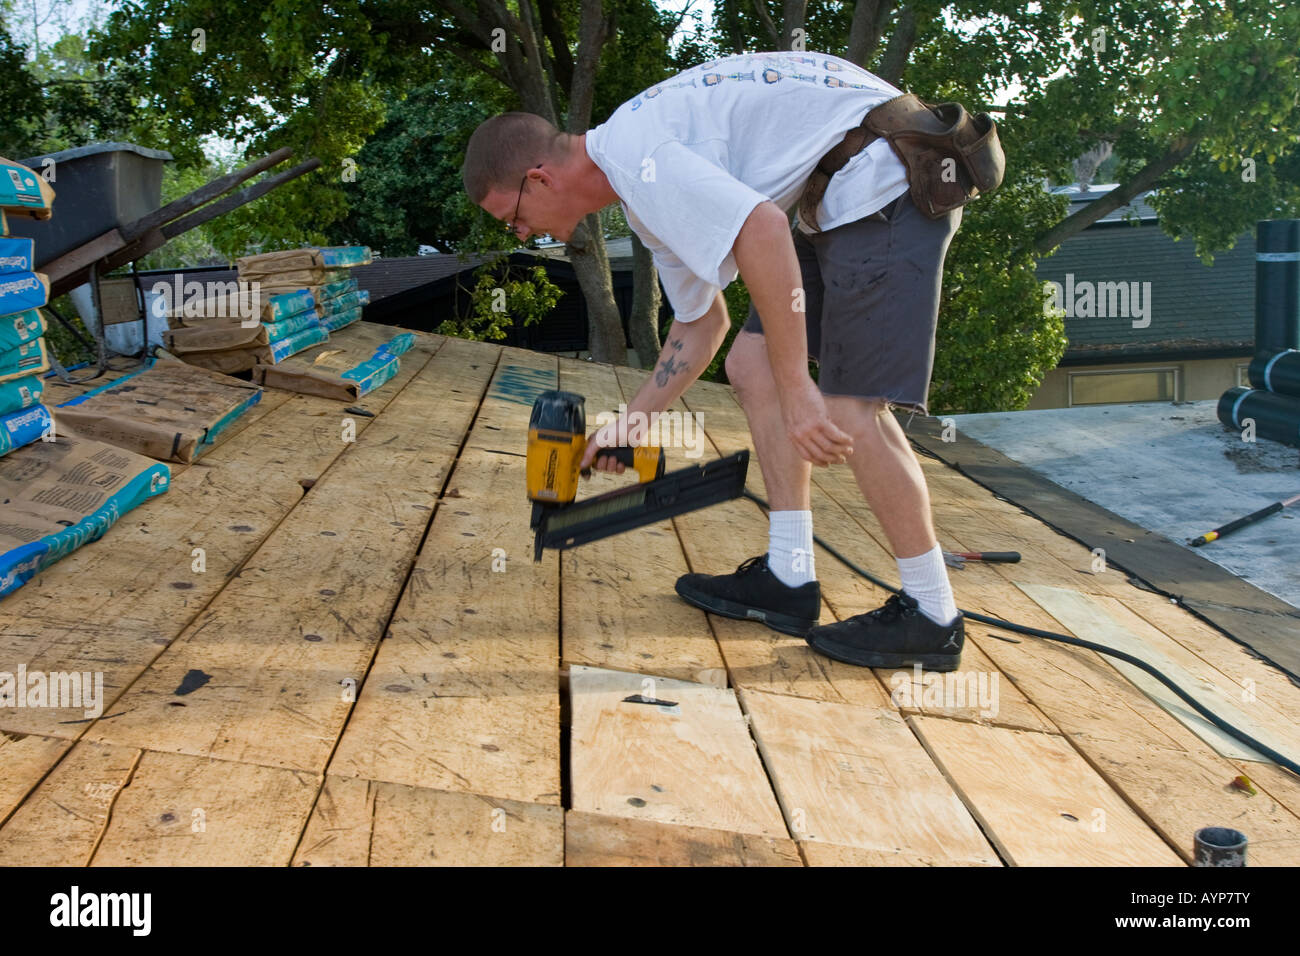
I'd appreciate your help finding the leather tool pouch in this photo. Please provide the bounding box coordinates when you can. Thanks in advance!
[799,92,1005,231]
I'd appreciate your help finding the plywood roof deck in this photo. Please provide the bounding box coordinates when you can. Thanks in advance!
[2,322,1298,866]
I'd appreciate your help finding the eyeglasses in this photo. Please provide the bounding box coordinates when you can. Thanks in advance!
[506,164,543,238]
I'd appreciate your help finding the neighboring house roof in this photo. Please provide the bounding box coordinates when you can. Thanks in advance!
[1050,183,1160,223]
[352,253,503,301]
[530,236,636,272]
[1037,185,1255,362]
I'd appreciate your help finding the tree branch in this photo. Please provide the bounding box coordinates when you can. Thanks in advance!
[536,0,575,93]
[780,0,806,50]
[567,0,612,132]
[442,40,511,89]
[751,0,780,48]
[877,4,916,86]
[1032,134,1204,256]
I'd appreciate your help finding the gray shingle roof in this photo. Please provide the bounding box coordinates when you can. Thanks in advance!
[1035,188,1255,357]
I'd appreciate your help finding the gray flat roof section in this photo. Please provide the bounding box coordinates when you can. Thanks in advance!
[904,402,1300,679]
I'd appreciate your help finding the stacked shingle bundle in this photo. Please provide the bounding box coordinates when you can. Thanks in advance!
[239,245,372,335]
[0,158,55,457]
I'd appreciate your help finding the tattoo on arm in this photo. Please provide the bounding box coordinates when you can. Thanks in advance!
[655,340,688,387]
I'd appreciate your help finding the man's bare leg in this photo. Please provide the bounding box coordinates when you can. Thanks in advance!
[821,395,936,557]
[822,394,958,625]
[724,330,810,511]
[671,329,821,635]
[722,330,819,591]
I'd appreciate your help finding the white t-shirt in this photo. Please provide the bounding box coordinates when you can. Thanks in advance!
[584,51,911,322]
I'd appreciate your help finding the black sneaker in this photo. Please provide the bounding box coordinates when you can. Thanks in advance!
[805,592,964,671]
[675,555,820,636]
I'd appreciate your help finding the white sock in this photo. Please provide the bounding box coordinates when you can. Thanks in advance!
[896,544,959,626]
[768,511,815,587]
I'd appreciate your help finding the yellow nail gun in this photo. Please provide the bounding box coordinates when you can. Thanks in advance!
[527,390,749,561]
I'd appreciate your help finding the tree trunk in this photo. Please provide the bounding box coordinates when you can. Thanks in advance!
[877,5,917,86]
[628,232,661,368]
[780,0,807,49]
[847,0,893,66]
[567,212,625,363]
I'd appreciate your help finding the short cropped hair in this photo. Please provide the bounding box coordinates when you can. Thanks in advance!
[461,112,567,203]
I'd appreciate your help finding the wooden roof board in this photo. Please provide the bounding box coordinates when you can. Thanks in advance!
[2,325,1298,865]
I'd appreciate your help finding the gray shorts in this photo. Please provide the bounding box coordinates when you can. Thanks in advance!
[742,190,961,415]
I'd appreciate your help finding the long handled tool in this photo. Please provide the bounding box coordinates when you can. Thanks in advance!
[1188,493,1300,546]
[942,550,1021,569]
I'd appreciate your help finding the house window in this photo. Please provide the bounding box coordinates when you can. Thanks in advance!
[1237,363,1251,387]
[1068,367,1179,406]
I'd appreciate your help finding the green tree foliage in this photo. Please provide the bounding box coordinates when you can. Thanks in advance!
[333,75,507,256]
[437,263,562,342]
[90,0,394,256]
[0,3,159,158]
[76,0,1298,412]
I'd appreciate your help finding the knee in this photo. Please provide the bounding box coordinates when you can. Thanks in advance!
[828,396,890,444]
[724,334,764,395]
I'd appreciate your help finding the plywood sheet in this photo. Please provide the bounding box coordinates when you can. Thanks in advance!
[739,688,999,864]
[565,810,801,866]
[910,715,1184,866]
[569,665,787,837]
[294,775,562,866]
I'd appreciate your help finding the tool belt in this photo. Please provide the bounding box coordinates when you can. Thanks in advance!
[798,92,1005,230]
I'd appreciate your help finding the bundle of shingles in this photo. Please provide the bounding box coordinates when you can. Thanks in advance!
[239,245,372,334]
[0,157,173,600]
[0,157,55,458]
[160,245,372,374]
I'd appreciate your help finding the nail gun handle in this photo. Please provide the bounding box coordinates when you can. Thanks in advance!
[582,446,666,482]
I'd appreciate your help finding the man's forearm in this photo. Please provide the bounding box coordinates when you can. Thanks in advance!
[624,295,730,429]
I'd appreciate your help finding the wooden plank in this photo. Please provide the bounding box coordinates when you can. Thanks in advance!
[0,328,441,739]
[293,775,563,866]
[328,348,563,804]
[88,751,318,866]
[909,715,1184,866]
[568,665,788,837]
[565,810,802,866]
[1115,594,1300,828]
[672,374,1054,731]
[802,843,1000,866]
[559,358,727,686]
[1121,592,1300,731]
[0,740,138,865]
[82,337,493,770]
[1019,583,1290,762]
[42,228,126,285]
[949,577,1300,865]
[738,688,1001,864]
[0,731,75,828]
